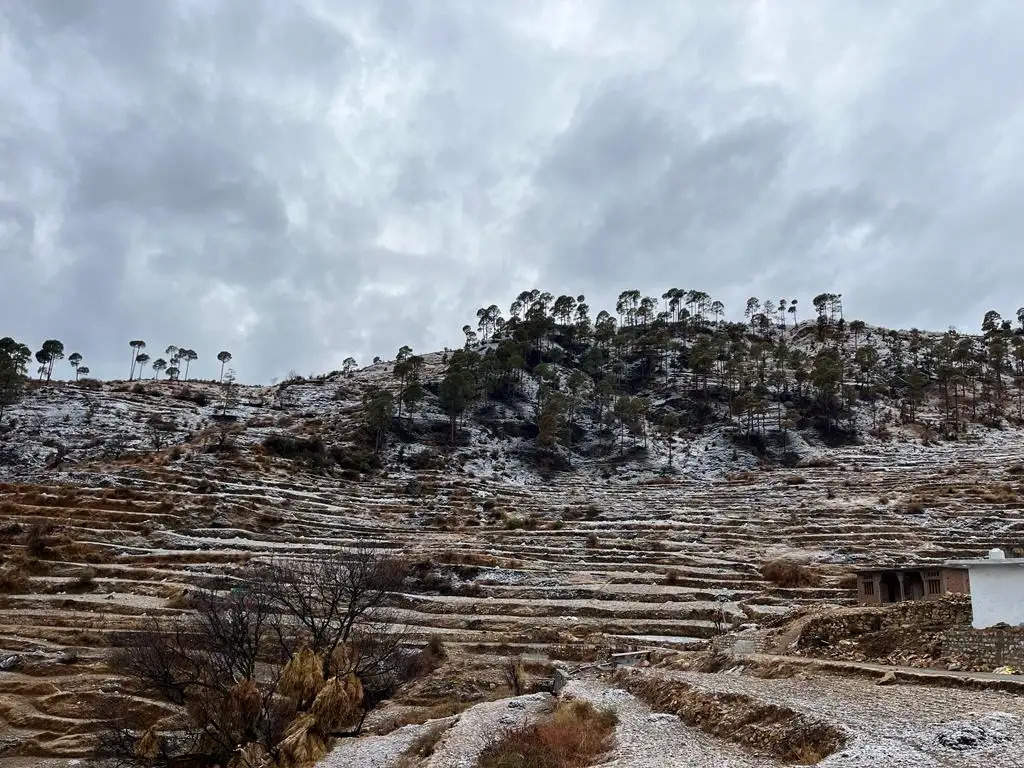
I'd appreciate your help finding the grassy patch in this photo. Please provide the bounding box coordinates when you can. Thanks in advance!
[477,698,617,768]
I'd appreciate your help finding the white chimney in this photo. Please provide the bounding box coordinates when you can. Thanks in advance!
[988,548,1005,560]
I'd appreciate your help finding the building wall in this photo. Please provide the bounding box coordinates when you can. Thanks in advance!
[858,574,881,605]
[943,568,970,595]
[943,626,1024,668]
[857,569,969,606]
[967,566,1024,628]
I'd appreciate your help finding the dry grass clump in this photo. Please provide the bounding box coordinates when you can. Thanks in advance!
[272,652,366,767]
[760,558,822,588]
[134,725,162,760]
[276,713,328,768]
[279,647,325,709]
[310,673,363,733]
[477,698,617,768]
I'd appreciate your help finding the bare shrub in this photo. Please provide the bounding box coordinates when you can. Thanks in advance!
[24,521,51,558]
[101,548,411,767]
[760,558,822,588]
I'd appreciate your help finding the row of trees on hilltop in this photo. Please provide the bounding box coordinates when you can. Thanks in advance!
[1,336,237,386]
[127,341,232,382]
[0,334,240,426]
[385,289,1024,461]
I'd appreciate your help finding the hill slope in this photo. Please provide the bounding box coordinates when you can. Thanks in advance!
[2,312,1024,762]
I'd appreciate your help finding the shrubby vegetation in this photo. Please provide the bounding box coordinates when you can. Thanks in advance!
[7,289,1024,468]
[360,289,1024,469]
[476,698,618,768]
[98,548,424,768]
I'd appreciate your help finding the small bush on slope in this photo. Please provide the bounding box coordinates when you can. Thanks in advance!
[761,558,822,588]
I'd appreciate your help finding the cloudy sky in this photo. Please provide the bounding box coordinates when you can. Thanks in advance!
[3,2,1024,382]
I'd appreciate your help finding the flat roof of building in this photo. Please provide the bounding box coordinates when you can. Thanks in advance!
[945,558,1024,568]
[854,564,962,574]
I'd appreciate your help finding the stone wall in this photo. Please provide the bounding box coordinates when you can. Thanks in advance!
[943,625,1024,669]
[796,595,972,652]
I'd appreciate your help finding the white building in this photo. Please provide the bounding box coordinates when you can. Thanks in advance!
[946,549,1024,629]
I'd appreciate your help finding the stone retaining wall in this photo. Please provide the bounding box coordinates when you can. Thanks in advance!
[943,625,1024,668]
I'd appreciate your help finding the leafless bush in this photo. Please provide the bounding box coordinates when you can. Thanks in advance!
[760,558,822,588]
[24,521,51,558]
[100,548,412,767]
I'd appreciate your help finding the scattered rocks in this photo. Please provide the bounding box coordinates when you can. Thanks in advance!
[935,712,1018,751]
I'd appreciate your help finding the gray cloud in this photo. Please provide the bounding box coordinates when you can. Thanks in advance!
[2,1,1024,382]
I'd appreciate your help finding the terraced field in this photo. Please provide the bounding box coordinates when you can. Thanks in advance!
[1,379,1023,763]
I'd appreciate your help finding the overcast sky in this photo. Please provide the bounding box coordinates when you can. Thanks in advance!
[3,2,1024,382]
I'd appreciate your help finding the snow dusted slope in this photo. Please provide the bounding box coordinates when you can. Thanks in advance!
[2,363,1024,761]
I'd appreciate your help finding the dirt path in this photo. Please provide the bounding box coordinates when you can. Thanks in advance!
[617,667,1024,767]
[563,678,777,767]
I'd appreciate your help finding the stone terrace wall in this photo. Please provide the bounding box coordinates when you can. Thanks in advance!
[943,626,1024,669]
[795,596,973,652]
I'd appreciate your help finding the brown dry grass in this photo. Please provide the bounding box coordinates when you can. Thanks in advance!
[310,673,363,734]
[761,558,822,588]
[477,698,617,768]
[280,647,325,708]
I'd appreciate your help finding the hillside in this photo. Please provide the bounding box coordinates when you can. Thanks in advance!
[2,301,1024,766]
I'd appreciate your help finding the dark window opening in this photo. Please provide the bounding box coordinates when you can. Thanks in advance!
[927,578,941,595]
